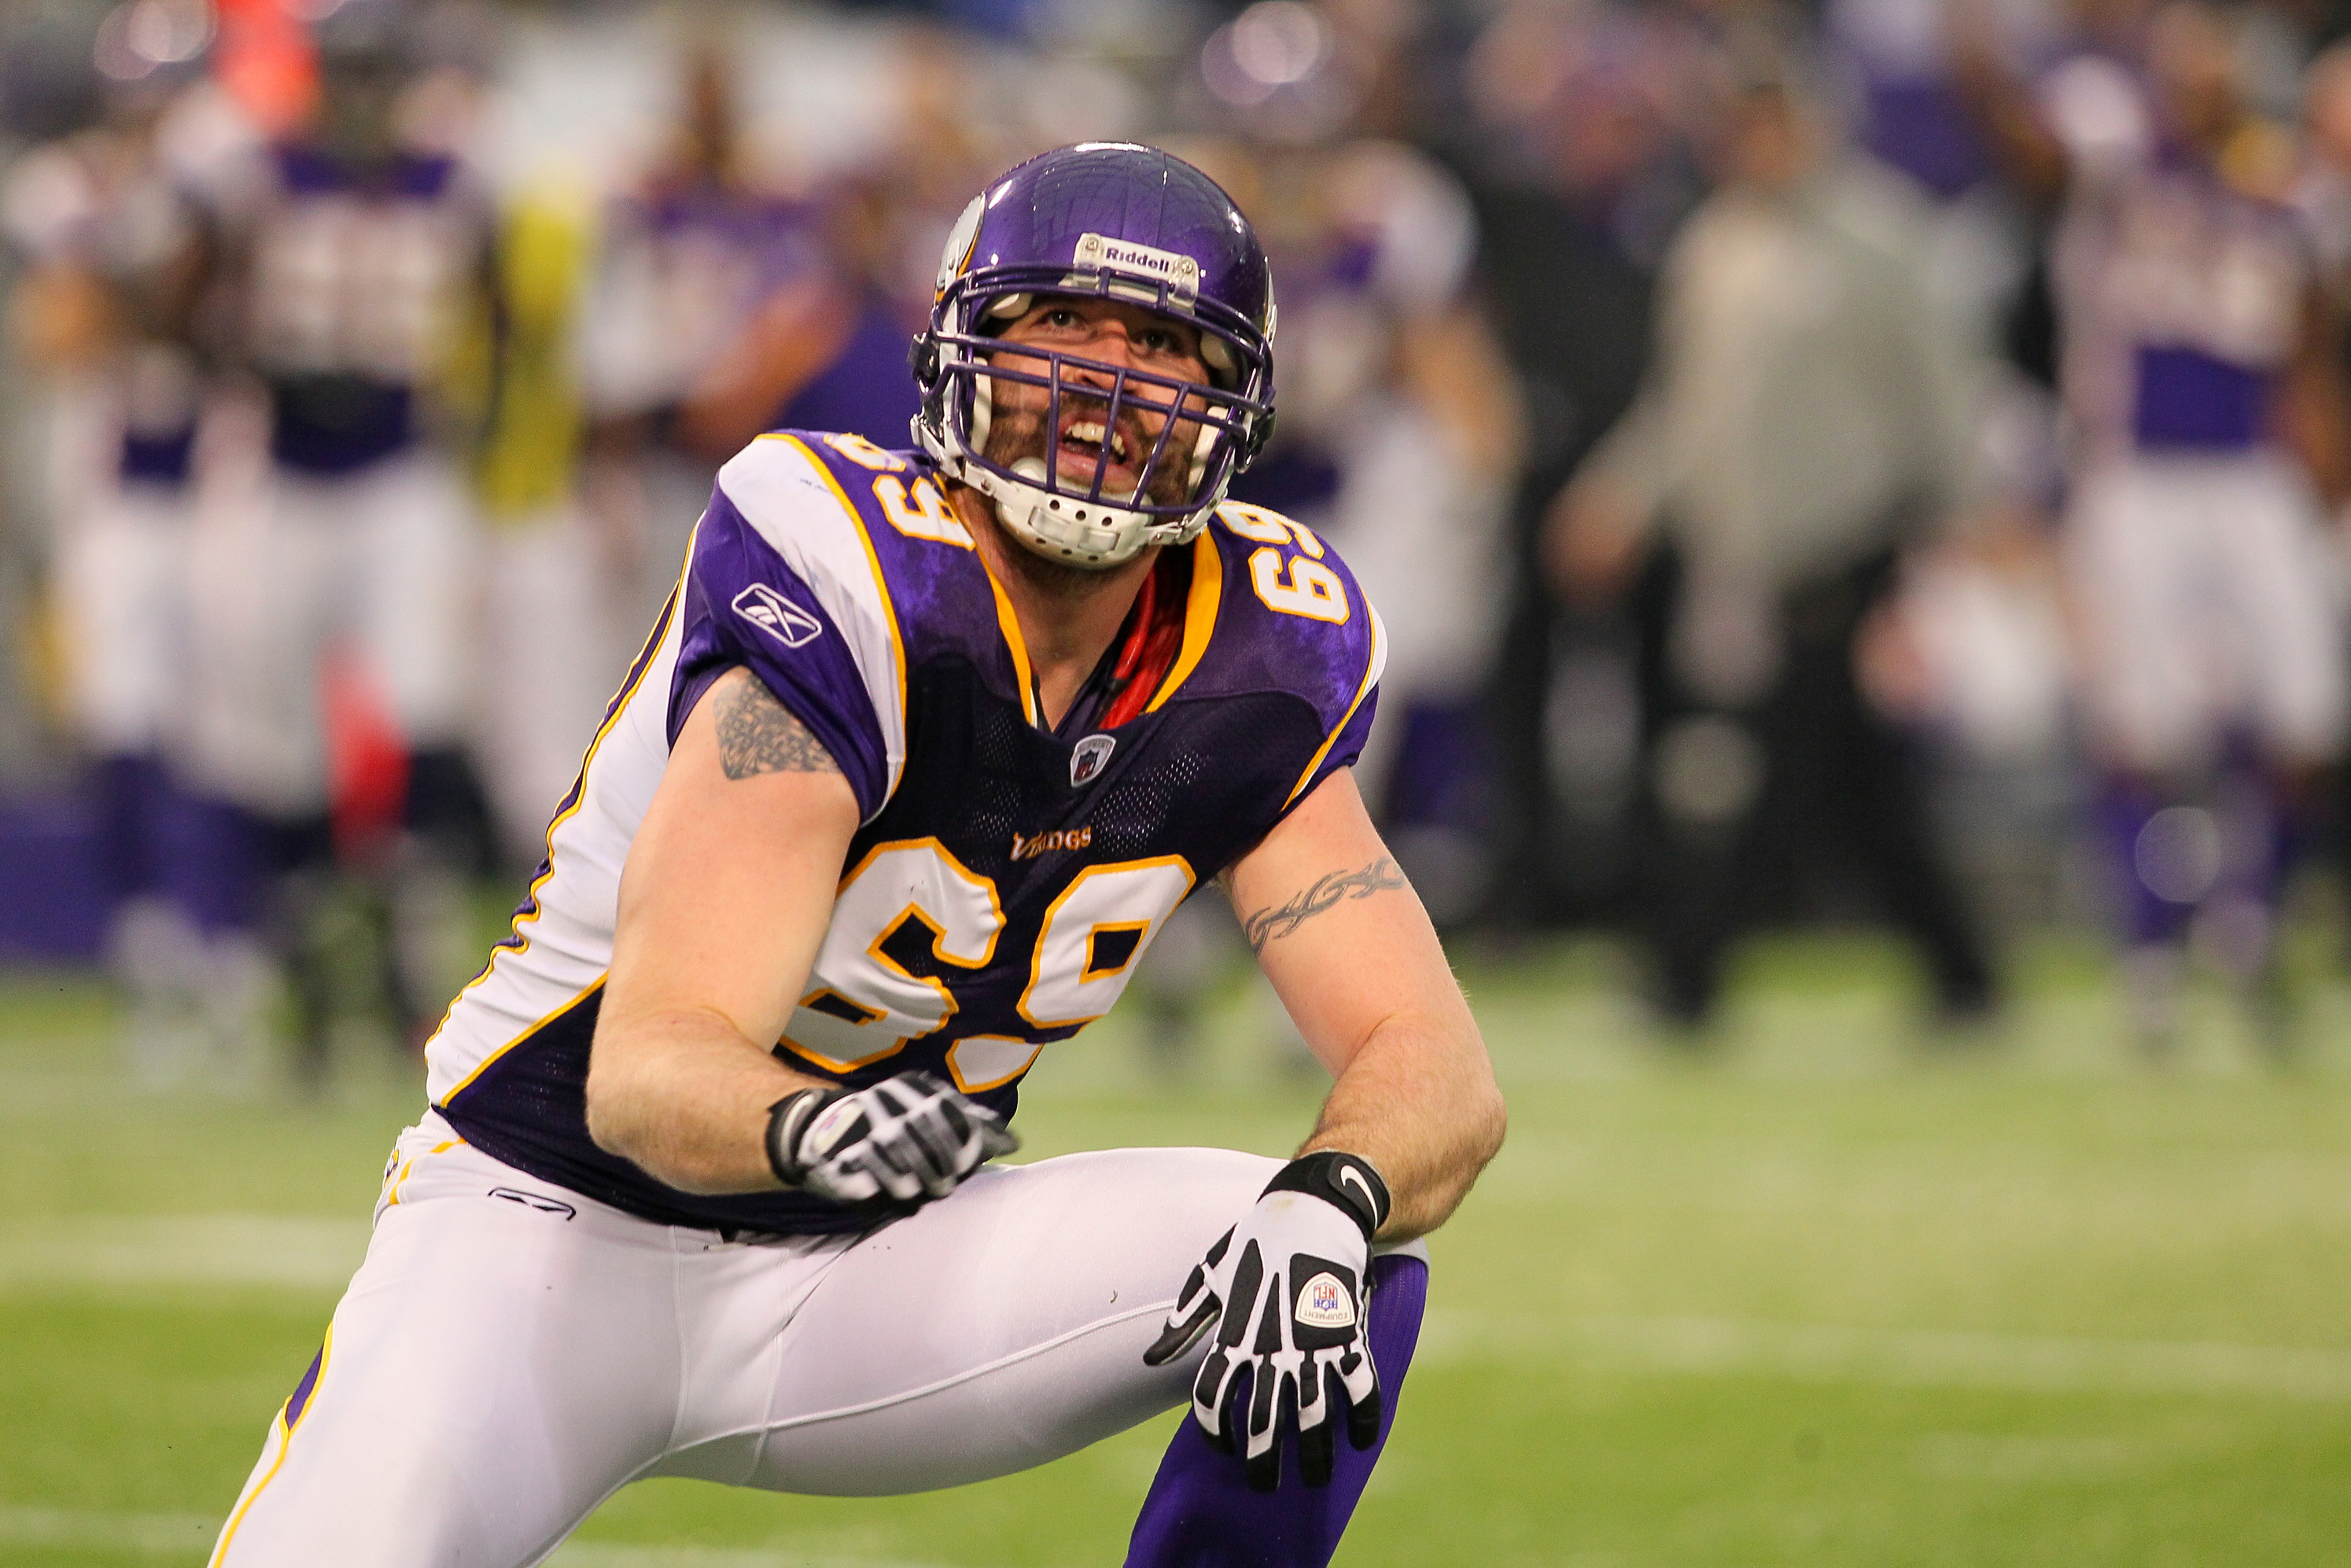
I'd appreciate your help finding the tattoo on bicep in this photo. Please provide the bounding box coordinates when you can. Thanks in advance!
[1240,856,1408,955]
[713,673,841,781]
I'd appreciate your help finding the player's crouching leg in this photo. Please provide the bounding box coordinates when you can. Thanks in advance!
[719,1145,1429,1568]
[208,1118,684,1567]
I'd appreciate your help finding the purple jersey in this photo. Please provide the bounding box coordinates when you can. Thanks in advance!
[578,182,829,428]
[2043,57,2313,456]
[426,431,1384,1235]
[223,145,490,474]
[2,131,209,488]
[768,294,923,455]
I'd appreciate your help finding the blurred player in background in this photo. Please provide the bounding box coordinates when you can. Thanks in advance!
[1217,6,1524,911]
[659,25,980,469]
[1551,41,2002,1032]
[207,141,1504,1568]
[1229,141,1521,921]
[1959,0,2351,1051]
[577,42,835,628]
[182,0,497,1080]
[1466,0,1710,929]
[2294,41,2351,967]
[2,53,230,1078]
[470,166,632,876]
[1128,1,1524,1072]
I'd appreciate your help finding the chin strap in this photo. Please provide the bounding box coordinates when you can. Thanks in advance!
[968,457,1211,569]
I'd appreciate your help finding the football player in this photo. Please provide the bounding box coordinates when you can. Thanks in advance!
[182,1,498,1072]
[208,142,1506,1568]
[1956,0,2349,1048]
[576,42,835,631]
[3,66,227,1077]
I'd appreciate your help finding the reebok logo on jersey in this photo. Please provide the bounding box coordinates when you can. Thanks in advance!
[1295,1272,1355,1329]
[734,583,824,648]
[488,1187,577,1220]
[1012,825,1093,861]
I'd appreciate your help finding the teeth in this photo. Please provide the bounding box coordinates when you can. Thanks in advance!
[1064,421,1128,462]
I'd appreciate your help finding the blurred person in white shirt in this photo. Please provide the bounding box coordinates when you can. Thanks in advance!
[1552,42,2002,1032]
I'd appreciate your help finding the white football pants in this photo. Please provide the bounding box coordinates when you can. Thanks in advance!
[2066,451,2348,775]
[54,480,193,756]
[208,1114,1282,1567]
[475,504,631,867]
[183,453,481,816]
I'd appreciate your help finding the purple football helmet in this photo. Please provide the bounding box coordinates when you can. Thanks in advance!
[912,142,1277,568]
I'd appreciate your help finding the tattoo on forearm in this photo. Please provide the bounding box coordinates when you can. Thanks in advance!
[1240,856,1408,955]
[714,674,840,780]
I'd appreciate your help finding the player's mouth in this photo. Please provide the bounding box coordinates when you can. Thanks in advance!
[1056,416,1143,494]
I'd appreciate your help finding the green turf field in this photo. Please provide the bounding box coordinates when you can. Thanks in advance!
[6,931,2351,1566]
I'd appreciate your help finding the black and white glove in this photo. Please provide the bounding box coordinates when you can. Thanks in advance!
[1144,1151,1391,1490]
[765,1071,1018,1207]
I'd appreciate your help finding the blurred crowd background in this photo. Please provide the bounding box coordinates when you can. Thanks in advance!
[8,0,2351,1086]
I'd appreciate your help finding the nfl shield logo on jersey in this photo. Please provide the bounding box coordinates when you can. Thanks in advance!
[733,583,824,648]
[1070,734,1116,787]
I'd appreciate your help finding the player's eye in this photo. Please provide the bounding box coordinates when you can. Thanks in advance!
[1137,328,1188,356]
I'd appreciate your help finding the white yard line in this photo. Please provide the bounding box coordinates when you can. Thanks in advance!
[0,1506,219,1555]
[1423,1310,2351,1401]
[0,1216,368,1291]
[1910,1431,2160,1479]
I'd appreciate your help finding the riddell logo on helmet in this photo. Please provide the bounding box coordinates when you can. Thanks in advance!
[1074,233,1199,298]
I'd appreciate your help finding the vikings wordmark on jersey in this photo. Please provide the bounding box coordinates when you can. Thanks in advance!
[420,430,1384,1234]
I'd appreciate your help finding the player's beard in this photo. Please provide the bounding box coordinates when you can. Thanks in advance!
[982,389,1199,514]
[983,514,1107,598]
[976,384,1203,594]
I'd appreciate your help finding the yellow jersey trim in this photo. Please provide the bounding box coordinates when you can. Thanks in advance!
[1016,853,1196,1029]
[441,975,606,1105]
[943,1035,1045,1094]
[1284,609,1381,808]
[978,558,1041,727]
[779,837,1005,1070]
[382,1138,463,1210]
[1145,530,1224,714]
